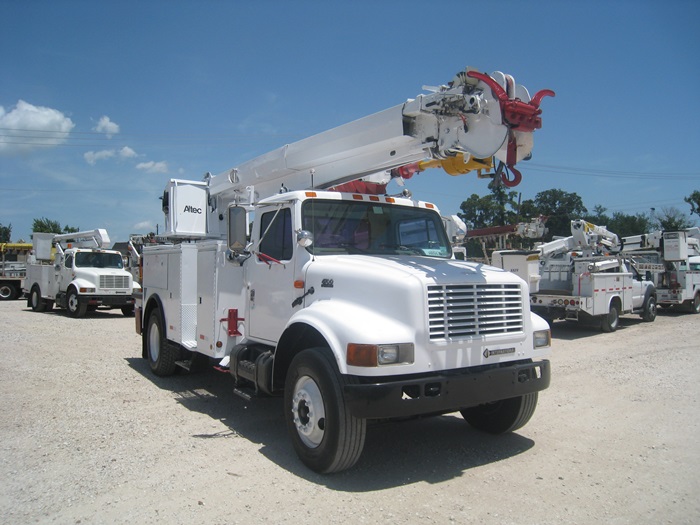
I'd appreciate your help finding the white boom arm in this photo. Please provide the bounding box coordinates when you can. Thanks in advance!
[52,229,111,250]
[207,67,554,204]
[538,220,619,258]
[621,227,700,252]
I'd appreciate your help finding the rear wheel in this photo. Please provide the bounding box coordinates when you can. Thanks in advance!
[0,283,17,300]
[30,286,46,312]
[461,392,539,434]
[686,293,700,314]
[601,303,620,332]
[641,295,657,322]
[284,348,366,473]
[146,308,178,376]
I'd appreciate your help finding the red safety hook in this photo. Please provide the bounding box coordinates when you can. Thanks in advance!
[466,71,555,132]
[467,71,555,187]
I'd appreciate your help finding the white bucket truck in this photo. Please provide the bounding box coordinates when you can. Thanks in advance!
[620,228,700,313]
[136,67,555,472]
[24,229,138,317]
[493,220,657,332]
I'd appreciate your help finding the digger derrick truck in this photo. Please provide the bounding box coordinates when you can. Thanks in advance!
[24,229,138,317]
[136,67,554,473]
[494,220,657,332]
[619,227,700,313]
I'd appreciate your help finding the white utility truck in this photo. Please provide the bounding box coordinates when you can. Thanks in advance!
[493,220,657,331]
[0,242,32,300]
[25,229,138,317]
[137,67,555,473]
[620,228,700,313]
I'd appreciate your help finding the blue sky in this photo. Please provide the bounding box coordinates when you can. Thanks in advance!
[1,0,699,243]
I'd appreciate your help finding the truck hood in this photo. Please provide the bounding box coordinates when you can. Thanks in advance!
[305,254,523,287]
[303,254,528,340]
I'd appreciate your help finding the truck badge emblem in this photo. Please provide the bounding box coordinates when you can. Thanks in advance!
[483,347,516,358]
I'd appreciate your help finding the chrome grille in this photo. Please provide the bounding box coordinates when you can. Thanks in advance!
[428,283,523,340]
[99,275,129,289]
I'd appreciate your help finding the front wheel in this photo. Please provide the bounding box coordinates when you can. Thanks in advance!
[600,303,620,332]
[461,392,539,434]
[66,289,87,318]
[121,305,135,317]
[284,348,366,473]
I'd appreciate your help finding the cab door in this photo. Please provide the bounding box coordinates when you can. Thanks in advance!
[246,206,297,343]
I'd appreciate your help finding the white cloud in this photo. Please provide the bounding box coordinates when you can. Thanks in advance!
[133,220,156,232]
[84,146,138,165]
[94,115,119,138]
[0,100,75,155]
[119,146,137,159]
[84,149,116,165]
[136,161,168,174]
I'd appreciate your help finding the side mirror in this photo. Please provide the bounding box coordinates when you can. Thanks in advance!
[297,230,314,248]
[228,206,248,252]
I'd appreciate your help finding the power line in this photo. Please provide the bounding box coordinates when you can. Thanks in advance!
[526,163,699,179]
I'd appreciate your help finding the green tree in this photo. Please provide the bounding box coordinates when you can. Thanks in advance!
[653,206,696,231]
[521,189,587,240]
[0,222,11,243]
[685,190,700,218]
[608,212,653,238]
[458,180,518,229]
[582,205,612,226]
[582,206,653,238]
[32,218,80,235]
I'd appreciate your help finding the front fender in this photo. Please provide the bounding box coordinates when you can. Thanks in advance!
[67,278,95,294]
[286,299,415,375]
[530,311,550,334]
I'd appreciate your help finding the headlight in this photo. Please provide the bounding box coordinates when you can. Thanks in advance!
[79,287,95,293]
[533,329,551,348]
[347,343,414,367]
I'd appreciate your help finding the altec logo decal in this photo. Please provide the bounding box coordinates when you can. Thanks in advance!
[183,205,203,214]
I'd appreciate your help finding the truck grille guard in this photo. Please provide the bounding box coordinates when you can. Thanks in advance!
[99,275,130,290]
[428,283,524,340]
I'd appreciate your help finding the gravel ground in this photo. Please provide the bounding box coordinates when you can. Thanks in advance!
[1,299,698,524]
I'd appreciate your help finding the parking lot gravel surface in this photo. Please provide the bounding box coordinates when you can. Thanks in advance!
[1,299,698,524]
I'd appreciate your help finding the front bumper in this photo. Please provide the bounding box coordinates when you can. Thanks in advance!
[81,294,135,307]
[344,359,550,419]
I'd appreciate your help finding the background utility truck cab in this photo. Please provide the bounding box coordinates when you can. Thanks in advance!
[25,229,137,317]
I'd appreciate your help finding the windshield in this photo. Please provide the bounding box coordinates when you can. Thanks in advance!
[74,251,124,269]
[302,199,451,257]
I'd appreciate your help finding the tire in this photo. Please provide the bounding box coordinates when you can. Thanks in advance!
[0,283,17,300]
[284,348,366,473]
[601,303,620,332]
[641,295,657,322]
[146,308,178,376]
[121,305,135,317]
[687,293,700,314]
[461,392,539,434]
[66,288,87,318]
[30,286,47,312]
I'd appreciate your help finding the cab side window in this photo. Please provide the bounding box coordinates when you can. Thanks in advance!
[64,254,73,269]
[259,208,293,261]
